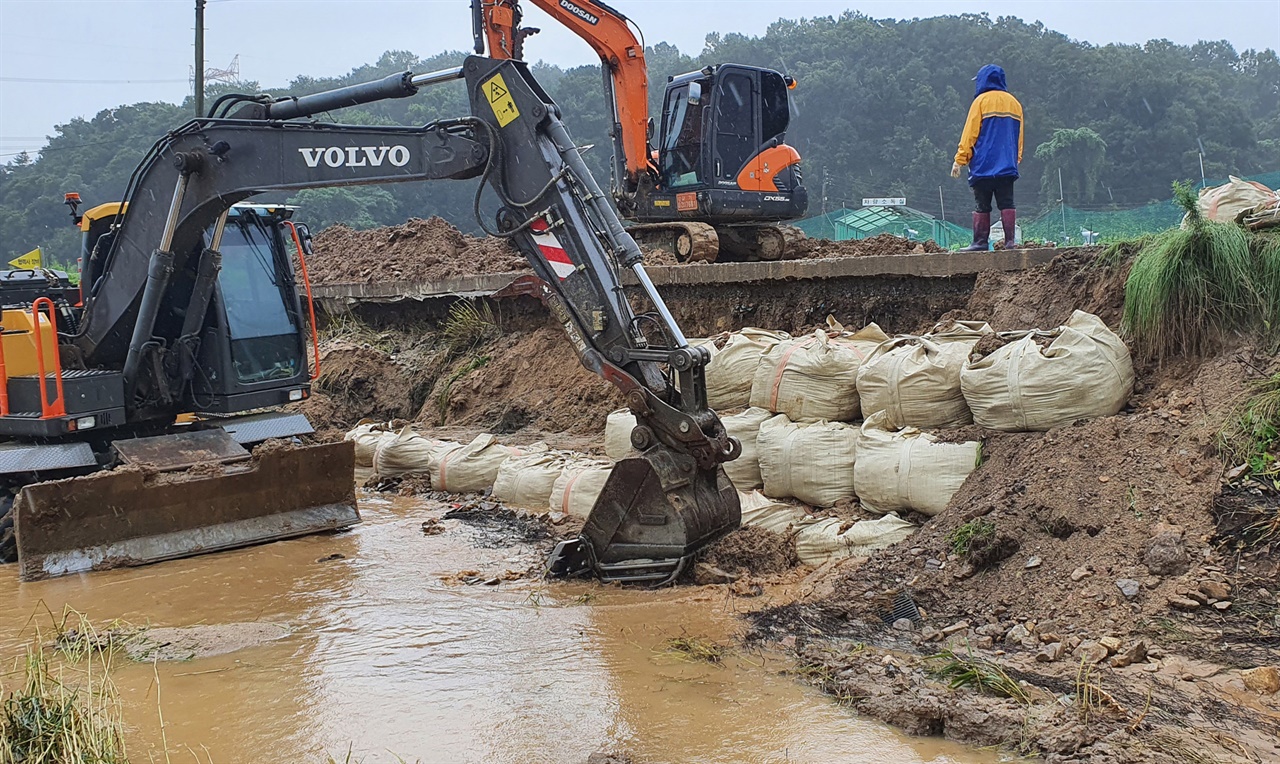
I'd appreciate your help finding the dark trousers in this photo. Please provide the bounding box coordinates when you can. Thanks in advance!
[971,177,1016,212]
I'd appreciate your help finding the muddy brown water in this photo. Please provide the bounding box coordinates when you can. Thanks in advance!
[0,493,999,763]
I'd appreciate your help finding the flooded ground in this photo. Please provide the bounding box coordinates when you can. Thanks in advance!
[0,492,1002,763]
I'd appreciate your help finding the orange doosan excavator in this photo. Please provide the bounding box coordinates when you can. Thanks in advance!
[474,0,809,262]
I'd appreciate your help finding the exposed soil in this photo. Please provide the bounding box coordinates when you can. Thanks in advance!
[945,246,1119,330]
[696,526,799,578]
[792,233,946,259]
[442,500,554,548]
[421,326,624,434]
[308,217,528,284]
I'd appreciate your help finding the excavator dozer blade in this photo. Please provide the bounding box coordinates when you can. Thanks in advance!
[14,440,358,581]
[546,447,740,585]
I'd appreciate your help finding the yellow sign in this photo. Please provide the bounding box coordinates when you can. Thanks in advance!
[482,73,520,128]
[9,247,41,269]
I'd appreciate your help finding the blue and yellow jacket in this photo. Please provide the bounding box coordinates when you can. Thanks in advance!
[955,65,1023,185]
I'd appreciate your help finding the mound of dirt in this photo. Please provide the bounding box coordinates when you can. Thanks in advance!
[308,217,528,284]
[299,340,419,433]
[697,526,799,578]
[792,233,946,259]
[422,326,624,434]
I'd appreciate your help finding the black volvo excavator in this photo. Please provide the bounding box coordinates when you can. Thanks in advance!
[1,55,739,584]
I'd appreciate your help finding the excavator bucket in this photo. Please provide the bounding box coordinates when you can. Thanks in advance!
[547,445,740,585]
[13,437,358,581]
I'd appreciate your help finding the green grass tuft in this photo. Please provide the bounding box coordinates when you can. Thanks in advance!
[440,300,499,358]
[929,649,1030,703]
[1122,182,1258,364]
[946,519,995,556]
[0,638,127,764]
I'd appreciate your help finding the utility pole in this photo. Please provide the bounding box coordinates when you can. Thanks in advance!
[821,166,829,214]
[194,0,206,117]
[1058,167,1067,243]
[1197,138,1207,189]
[938,185,946,223]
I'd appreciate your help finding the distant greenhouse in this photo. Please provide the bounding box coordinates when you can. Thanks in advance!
[794,205,970,248]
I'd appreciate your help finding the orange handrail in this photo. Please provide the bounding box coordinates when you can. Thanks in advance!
[283,221,321,380]
[31,297,66,418]
[0,326,9,417]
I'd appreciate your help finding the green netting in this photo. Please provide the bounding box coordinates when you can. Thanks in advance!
[794,207,971,248]
[1023,170,1280,245]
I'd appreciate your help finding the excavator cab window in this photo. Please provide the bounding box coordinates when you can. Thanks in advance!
[711,70,757,183]
[760,71,790,143]
[214,212,301,383]
[659,81,707,188]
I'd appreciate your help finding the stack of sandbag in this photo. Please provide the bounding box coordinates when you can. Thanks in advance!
[960,310,1135,432]
[493,450,568,511]
[794,514,916,565]
[429,434,527,494]
[736,489,918,565]
[721,407,773,490]
[373,427,460,480]
[604,408,639,461]
[856,336,975,429]
[757,415,858,507]
[750,322,888,422]
[853,412,981,516]
[699,328,790,409]
[550,459,613,519]
[345,420,399,468]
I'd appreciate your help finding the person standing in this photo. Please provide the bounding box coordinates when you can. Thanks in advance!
[951,64,1024,250]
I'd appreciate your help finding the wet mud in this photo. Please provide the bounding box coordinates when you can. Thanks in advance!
[0,493,996,764]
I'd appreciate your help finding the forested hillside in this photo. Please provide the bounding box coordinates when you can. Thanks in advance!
[2,12,1277,263]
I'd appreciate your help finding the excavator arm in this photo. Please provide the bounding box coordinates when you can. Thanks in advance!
[474,0,652,194]
[80,56,738,583]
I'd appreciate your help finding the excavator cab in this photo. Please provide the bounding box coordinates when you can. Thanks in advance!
[648,66,807,222]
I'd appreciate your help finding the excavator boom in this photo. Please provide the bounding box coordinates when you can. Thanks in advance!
[473,0,809,262]
[5,55,739,582]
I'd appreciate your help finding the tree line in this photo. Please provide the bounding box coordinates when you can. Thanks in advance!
[1,11,1277,263]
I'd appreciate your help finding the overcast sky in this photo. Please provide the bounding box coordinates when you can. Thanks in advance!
[2,0,1278,160]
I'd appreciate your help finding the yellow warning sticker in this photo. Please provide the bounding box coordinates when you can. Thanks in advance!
[482,73,520,128]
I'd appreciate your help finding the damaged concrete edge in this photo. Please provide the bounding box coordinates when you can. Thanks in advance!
[306,247,1064,305]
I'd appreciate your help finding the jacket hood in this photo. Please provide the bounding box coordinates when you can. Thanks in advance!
[973,64,1007,97]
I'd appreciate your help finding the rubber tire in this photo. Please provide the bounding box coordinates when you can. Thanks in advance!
[0,495,15,565]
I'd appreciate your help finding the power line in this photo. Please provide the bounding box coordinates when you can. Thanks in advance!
[0,77,187,84]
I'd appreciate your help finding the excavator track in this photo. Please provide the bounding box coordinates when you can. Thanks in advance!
[715,224,808,261]
[628,222,720,263]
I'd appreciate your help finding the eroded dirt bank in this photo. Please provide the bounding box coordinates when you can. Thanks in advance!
[298,245,1279,762]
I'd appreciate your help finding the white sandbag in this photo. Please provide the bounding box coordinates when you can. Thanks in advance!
[757,414,858,507]
[550,460,613,519]
[604,408,639,461]
[699,328,790,409]
[926,320,994,344]
[721,407,773,490]
[345,421,399,467]
[960,310,1135,432]
[856,336,974,429]
[749,323,888,422]
[373,427,459,480]
[1197,176,1278,224]
[493,451,566,511]
[854,412,981,516]
[429,434,523,493]
[738,490,806,534]
[794,514,916,565]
